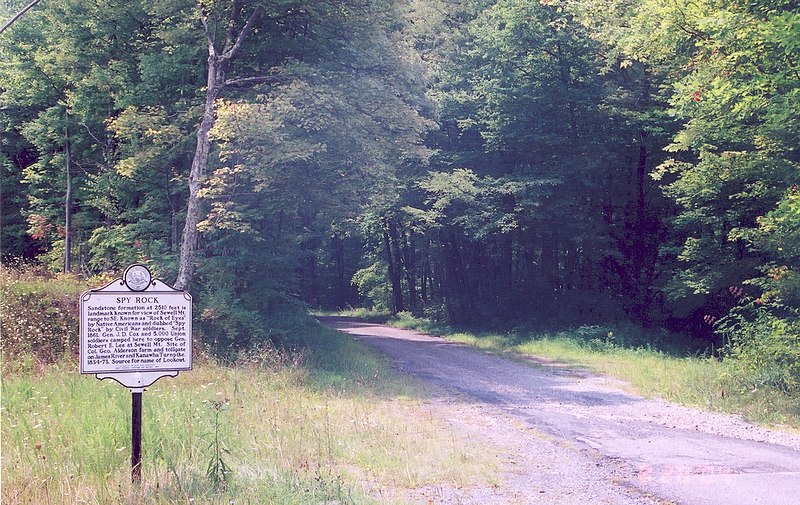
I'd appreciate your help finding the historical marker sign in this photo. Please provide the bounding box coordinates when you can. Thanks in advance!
[80,266,192,376]
[80,264,192,483]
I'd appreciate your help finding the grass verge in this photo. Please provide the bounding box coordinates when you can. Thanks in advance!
[0,266,500,503]
[1,330,498,504]
[387,312,800,430]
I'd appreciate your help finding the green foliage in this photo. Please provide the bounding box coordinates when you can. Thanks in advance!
[638,0,800,306]
[413,168,555,239]
[2,0,197,275]
[352,262,392,312]
[0,151,35,259]
[2,0,435,350]
[743,187,800,306]
[377,0,679,325]
[192,0,436,319]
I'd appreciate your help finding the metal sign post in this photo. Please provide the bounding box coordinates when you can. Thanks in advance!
[79,264,192,483]
[132,389,143,482]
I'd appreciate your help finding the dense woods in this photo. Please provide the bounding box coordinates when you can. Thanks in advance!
[2,0,799,390]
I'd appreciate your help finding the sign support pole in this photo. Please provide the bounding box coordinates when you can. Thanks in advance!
[131,388,143,483]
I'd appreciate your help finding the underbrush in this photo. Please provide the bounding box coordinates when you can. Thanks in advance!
[0,265,102,370]
[316,307,393,324]
[716,303,800,395]
[388,312,800,429]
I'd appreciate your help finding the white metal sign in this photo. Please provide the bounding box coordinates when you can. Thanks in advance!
[80,265,192,383]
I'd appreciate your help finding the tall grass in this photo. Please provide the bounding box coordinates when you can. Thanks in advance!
[314,307,392,324]
[389,313,800,429]
[1,267,499,504]
[1,346,498,504]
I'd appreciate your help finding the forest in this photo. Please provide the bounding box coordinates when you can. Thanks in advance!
[2,0,799,391]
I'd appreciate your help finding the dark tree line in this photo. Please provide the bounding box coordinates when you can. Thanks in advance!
[3,0,800,384]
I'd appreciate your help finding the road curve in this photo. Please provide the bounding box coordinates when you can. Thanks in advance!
[320,316,800,505]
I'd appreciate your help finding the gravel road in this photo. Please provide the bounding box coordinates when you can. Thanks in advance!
[319,317,800,505]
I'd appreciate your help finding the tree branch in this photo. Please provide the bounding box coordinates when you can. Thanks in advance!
[224,74,290,87]
[0,0,42,34]
[220,6,262,62]
[200,15,217,57]
[224,0,245,54]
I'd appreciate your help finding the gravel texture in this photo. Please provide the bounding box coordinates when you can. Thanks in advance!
[320,317,800,505]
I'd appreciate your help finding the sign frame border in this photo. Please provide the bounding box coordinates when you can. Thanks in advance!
[79,277,192,376]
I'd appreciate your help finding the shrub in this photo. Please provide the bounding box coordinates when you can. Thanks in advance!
[0,264,94,369]
[196,284,312,355]
[717,304,800,395]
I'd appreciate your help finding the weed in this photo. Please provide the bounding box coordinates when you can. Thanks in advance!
[204,399,232,491]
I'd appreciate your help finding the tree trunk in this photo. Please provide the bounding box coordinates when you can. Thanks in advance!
[397,225,419,314]
[420,249,428,308]
[443,233,471,323]
[631,131,651,321]
[333,235,346,308]
[307,247,319,306]
[63,112,72,274]
[174,54,221,290]
[170,209,178,252]
[539,231,559,314]
[174,5,263,290]
[383,222,404,314]
[502,233,513,309]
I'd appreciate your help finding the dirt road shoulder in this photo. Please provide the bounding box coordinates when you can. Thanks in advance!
[320,316,800,505]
